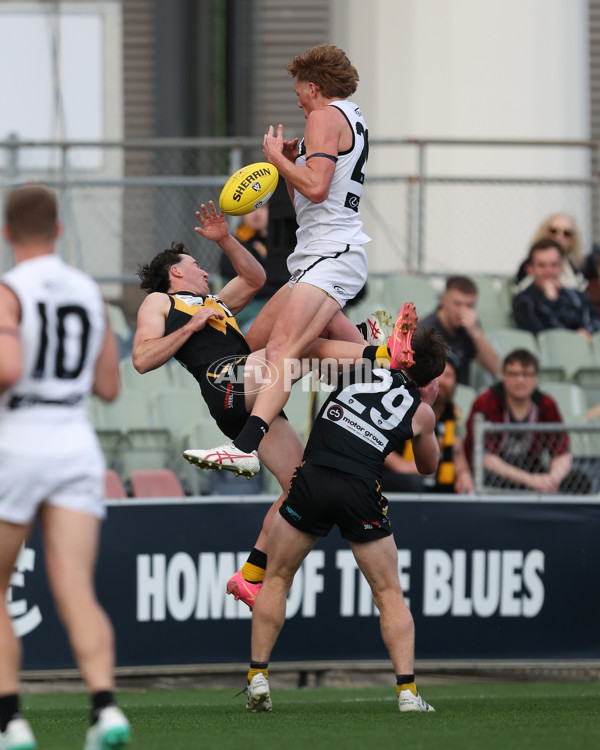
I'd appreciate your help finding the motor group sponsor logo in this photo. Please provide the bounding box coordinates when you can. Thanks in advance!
[326,404,343,421]
[325,404,386,449]
[208,354,279,395]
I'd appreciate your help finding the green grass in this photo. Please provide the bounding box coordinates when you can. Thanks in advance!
[21,681,600,750]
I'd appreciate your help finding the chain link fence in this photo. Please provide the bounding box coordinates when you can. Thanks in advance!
[2,135,600,325]
[471,416,600,495]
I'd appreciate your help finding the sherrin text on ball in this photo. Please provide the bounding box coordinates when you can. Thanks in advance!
[219,162,279,216]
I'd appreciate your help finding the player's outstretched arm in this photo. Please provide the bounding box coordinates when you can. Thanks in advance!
[194,202,266,315]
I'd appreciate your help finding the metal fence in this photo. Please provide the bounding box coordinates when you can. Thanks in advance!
[1,136,600,292]
[471,416,600,496]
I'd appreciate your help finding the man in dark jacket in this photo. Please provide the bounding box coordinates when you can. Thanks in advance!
[512,239,600,340]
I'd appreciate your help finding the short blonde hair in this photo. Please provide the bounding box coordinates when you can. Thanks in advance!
[4,184,58,242]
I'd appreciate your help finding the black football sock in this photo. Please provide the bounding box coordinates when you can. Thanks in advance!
[233,416,269,453]
[0,694,20,732]
[91,690,114,725]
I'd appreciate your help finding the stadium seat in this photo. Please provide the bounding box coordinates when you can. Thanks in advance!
[471,275,513,330]
[119,356,174,392]
[453,383,478,428]
[94,388,172,483]
[107,303,133,356]
[168,360,200,392]
[380,273,439,319]
[538,380,589,456]
[538,381,588,423]
[488,328,539,361]
[105,469,127,499]
[283,373,317,445]
[343,276,386,325]
[152,386,214,491]
[130,469,185,498]
[537,329,600,383]
[180,421,247,495]
[344,273,439,327]
[152,386,209,441]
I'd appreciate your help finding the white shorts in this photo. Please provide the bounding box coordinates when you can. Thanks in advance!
[287,244,368,308]
[0,443,106,525]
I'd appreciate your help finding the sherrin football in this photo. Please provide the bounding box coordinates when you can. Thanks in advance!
[219,162,279,216]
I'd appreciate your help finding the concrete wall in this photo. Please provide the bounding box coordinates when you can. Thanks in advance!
[331,0,592,274]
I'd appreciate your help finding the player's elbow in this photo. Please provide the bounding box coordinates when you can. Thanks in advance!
[415,457,438,476]
[250,266,267,290]
[307,186,330,203]
[93,378,120,403]
[132,351,150,374]
[414,443,440,476]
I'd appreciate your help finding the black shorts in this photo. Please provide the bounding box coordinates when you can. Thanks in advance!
[200,355,288,438]
[280,463,392,542]
[200,355,250,439]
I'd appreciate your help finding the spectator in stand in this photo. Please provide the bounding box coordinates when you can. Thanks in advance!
[219,205,277,332]
[512,239,600,341]
[381,352,474,494]
[463,349,589,493]
[419,275,500,386]
[580,241,600,317]
[513,212,586,294]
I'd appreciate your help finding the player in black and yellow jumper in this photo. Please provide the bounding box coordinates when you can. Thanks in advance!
[133,200,384,608]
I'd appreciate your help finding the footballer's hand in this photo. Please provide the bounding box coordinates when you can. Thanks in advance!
[282,137,300,162]
[263,124,285,164]
[187,307,225,333]
[194,201,229,243]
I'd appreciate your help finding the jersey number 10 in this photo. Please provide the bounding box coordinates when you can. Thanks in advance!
[33,302,91,380]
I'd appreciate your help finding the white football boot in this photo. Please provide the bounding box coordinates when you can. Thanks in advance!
[246,673,272,713]
[183,441,260,478]
[361,310,394,346]
[398,689,435,712]
[83,705,131,750]
[0,717,36,750]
